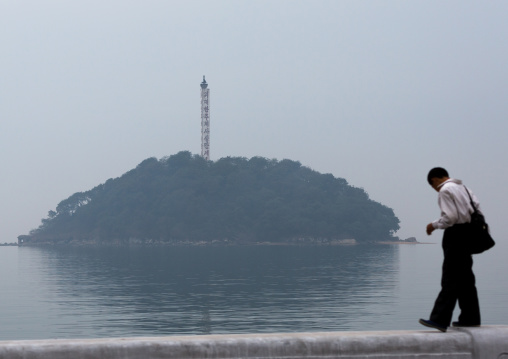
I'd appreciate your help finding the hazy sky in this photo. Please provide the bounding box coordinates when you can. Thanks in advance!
[1,1,507,244]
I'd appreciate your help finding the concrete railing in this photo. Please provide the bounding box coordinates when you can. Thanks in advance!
[1,326,508,359]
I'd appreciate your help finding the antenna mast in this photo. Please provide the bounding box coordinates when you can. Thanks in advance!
[200,76,210,160]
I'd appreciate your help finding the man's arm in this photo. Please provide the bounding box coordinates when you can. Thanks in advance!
[432,190,459,229]
[426,189,459,235]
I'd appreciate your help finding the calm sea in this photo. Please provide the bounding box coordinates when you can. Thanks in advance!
[0,242,506,340]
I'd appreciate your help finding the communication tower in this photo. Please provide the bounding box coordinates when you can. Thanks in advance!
[200,76,210,160]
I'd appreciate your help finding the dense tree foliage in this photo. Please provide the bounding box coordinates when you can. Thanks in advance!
[22,152,400,244]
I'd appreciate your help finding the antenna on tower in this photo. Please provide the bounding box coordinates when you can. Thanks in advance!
[200,76,210,160]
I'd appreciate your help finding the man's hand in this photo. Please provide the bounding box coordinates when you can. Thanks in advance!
[426,223,435,235]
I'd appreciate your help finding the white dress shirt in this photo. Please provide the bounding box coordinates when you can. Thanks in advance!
[432,178,482,230]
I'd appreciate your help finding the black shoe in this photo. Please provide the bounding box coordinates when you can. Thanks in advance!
[419,318,447,332]
[452,321,481,327]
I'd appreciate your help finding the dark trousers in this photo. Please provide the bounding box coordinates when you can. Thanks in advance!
[429,224,481,326]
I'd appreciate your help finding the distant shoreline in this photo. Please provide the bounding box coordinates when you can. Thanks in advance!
[379,241,435,245]
[9,240,437,247]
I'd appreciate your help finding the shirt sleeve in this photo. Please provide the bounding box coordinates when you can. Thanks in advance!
[432,190,459,229]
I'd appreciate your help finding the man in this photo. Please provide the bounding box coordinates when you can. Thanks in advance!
[419,167,482,332]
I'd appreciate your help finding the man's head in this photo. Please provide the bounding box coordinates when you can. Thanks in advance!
[427,167,449,192]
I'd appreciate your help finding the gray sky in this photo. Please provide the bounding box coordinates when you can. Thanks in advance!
[1,1,507,244]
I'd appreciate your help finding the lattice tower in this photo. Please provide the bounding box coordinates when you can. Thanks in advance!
[200,76,210,160]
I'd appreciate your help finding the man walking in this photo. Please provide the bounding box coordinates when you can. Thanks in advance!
[419,167,482,332]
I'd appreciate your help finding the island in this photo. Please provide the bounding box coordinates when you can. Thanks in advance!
[18,151,400,246]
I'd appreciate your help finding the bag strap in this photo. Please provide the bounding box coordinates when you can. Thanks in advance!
[463,185,478,213]
[464,185,490,232]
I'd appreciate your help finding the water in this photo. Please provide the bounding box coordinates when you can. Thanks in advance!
[0,242,506,340]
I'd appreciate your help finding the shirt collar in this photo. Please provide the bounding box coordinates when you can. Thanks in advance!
[437,179,451,189]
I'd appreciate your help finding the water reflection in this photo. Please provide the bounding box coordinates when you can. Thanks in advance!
[16,244,399,338]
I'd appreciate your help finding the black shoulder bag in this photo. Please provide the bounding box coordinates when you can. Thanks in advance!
[464,186,495,254]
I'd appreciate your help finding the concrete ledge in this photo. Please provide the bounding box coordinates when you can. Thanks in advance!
[1,326,507,359]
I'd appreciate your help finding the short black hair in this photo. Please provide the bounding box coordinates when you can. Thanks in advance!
[427,167,449,185]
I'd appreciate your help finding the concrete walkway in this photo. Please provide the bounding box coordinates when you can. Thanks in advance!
[1,326,507,359]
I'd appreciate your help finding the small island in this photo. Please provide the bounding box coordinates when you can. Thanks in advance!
[19,152,400,246]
